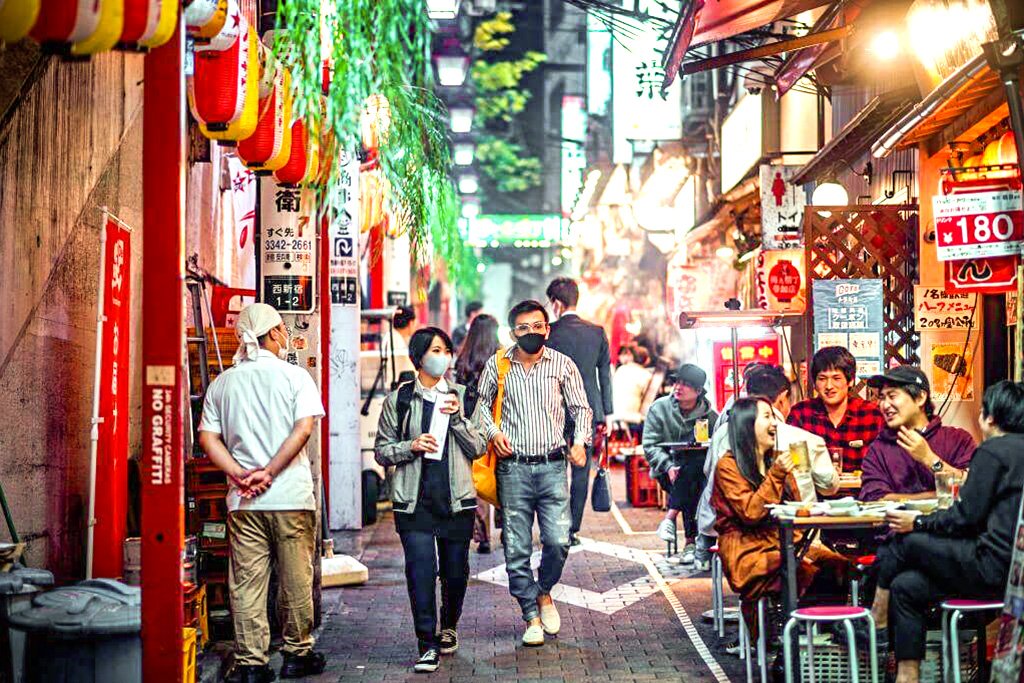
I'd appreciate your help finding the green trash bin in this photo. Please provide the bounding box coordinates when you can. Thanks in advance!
[0,565,54,683]
[9,578,140,683]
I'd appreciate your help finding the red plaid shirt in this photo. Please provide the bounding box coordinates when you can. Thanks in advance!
[786,397,884,472]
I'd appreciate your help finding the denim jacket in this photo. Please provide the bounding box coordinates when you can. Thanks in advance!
[374,380,487,514]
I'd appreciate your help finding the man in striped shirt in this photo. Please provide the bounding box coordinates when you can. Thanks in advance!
[476,300,593,647]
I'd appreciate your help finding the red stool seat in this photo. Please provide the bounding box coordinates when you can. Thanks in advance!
[710,545,719,553]
[856,555,876,566]
[793,606,870,620]
[941,599,1003,611]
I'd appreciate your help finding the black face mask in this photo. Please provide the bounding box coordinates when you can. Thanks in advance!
[517,333,546,354]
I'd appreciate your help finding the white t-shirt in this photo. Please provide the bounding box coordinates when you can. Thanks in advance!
[199,349,325,512]
[611,363,653,423]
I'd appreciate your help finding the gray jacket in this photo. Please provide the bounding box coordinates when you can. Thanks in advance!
[374,381,487,514]
[641,394,718,477]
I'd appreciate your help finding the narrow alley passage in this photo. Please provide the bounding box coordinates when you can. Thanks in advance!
[274,468,744,682]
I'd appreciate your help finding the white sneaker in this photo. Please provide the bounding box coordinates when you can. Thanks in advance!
[539,600,560,635]
[522,622,545,646]
[680,543,696,565]
[656,518,677,542]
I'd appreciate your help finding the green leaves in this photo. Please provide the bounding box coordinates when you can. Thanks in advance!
[476,136,542,193]
[271,0,464,278]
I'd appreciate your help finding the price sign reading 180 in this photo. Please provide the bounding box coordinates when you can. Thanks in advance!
[933,189,1024,261]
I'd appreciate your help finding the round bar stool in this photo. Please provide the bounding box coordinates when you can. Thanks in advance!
[850,555,876,607]
[710,545,725,637]
[941,599,1003,683]
[782,606,879,683]
[739,597,769,683]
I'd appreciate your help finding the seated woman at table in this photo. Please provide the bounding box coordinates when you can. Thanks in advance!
[871,380,1024,683]
[711,397,848,641]
[858,366,975,502]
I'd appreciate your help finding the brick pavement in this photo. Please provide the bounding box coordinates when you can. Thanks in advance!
[201,465,747,682]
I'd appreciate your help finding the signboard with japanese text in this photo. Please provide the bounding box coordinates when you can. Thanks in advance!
[93,215,132,578]
[462,214,567,247]
[260,180,316,313]
[757,249,806,314]
[610,0,682,164]
[913,286,978,330]
[1009,291,1019,327]
[759,165,807,250]
[561,95,588,218]
[933,188,1024,261]
[228,155,257,289]
[329,155,360,308]
[812,279,885,378]
[711,338,780,411]
[945,254,1020,294]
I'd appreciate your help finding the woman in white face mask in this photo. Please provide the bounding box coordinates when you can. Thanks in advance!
[374,326,488,674]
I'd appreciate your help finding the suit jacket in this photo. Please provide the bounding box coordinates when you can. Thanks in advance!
[546,313,613,423]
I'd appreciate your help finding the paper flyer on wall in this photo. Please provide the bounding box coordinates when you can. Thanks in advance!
[990,486,1024,681]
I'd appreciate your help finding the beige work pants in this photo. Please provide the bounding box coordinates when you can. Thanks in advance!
[228,510,316,665]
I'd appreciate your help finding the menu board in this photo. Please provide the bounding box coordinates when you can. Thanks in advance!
[812,279,885,378]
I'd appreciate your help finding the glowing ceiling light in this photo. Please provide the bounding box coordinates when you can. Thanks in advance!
[453,142,475,166]
[869,30,901,60]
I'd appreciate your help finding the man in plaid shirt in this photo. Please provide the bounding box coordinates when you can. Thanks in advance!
[788,346,884,473]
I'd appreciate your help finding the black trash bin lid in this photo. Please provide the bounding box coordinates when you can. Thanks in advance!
[9,578,141,638]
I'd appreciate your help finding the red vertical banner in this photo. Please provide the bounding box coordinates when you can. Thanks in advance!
[93,217,132,578]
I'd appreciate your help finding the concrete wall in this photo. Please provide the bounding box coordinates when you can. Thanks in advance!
[0,49,145,580]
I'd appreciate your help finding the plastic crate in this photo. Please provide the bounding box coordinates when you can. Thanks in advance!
[182,627,197,683]
[798,629,976,683]
[625,454,660,508]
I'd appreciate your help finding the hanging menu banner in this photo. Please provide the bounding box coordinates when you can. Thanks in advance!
[913,286,978,330]
[260,179,316,313]
[329,154,360,307]
[933,188,1024,261]
[812,279,885,378]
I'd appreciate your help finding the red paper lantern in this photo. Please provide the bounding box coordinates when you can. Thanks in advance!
[120,0,175,47]
[274,120,315,186]
[31,0,101,44]
[190,14,248,131]
[768,259,801,303]
[237,69,293,173]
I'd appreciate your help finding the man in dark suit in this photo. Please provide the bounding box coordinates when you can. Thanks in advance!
[545,277,613,546]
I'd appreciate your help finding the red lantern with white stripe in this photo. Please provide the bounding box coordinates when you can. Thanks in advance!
[31,0,102,44]
[121,0,175,47]
[237,66,294,173]
[274,120,317,186]
[189,11,248,131]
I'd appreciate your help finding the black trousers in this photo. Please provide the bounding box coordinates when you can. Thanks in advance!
[876,533,1003,662]
[656,454,706,541]
[398,530,471,651]
[568,443,592,535]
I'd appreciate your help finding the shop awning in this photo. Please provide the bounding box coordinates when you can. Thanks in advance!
[871,55,1005,158]
[661,0,834,92]
[792,87,920,185]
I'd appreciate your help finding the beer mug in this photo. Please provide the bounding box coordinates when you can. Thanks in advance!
[789,440,811,473]
[695,418,710,444]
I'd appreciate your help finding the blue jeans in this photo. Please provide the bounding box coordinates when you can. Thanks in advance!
[497,458,571,622]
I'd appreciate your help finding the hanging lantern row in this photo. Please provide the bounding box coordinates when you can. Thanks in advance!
[274,119,319,186]
[1,0,175,53]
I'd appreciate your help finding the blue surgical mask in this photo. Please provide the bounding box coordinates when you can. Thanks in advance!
[422,353,450,379]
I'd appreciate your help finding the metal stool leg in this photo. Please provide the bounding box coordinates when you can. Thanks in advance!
[783,618,797,683]
[865,612,879,683]
[852,578,860,607]
[758,598,768,683]
[712,555,725,637]
[743,612,754,683]
[843,618,860,683]
[942,609,951,683]
[807,622,816,683]
[951,610,963,683]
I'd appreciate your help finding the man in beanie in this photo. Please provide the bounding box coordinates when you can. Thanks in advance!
[198,303,327,682]
[642,362,718,565]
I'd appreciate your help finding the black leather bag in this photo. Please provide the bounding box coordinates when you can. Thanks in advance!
[591,440,611,512]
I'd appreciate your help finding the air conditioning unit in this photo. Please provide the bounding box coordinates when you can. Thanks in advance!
[466,0,497,14]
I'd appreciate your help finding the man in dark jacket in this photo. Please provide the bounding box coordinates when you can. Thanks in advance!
[859,366,975,502]
[545,277,613,545]
[869,380,1024,683]
[642,363,718,565]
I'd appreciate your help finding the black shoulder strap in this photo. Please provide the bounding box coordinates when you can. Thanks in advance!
[396,381,416,440]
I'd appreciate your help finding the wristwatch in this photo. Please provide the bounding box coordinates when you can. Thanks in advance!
[913,514,925,532]
[930,459,944,473]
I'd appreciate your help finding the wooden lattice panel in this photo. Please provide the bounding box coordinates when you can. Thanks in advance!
[803,206,920,391]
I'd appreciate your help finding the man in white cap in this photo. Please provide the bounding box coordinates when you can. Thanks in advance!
[198,303,327,682]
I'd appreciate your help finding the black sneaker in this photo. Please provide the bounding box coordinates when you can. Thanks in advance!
[236,664,277,683]
[279,651,326,679]
[414,648,440,673]
[569,533,582,547]
[439,628,458,654]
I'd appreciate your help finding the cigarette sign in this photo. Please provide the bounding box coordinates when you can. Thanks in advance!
[933,189,1024,261]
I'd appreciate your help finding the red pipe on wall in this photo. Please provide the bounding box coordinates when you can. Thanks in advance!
[141,15,185,680]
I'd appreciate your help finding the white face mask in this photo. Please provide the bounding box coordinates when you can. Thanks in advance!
[275,328,291,360]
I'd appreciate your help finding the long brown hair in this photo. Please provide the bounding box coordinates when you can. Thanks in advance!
[455,314,500,385]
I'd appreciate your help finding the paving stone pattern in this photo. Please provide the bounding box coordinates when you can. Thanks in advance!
[200,466,747,682]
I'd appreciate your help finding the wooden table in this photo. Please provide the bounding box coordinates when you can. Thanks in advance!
[836,477,862,492]
[776,515,886,681]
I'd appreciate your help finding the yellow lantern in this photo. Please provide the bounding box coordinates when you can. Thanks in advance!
[186,0,228,41]
[0,0,41,42]
[139,0,177,48]
[71,0,124,56]
[981,138,1002,166]
[189,24,259,142]
[361,94,392,150]
[998,131,1018,164]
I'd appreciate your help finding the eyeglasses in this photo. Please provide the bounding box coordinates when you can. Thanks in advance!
[513,322,548,334]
